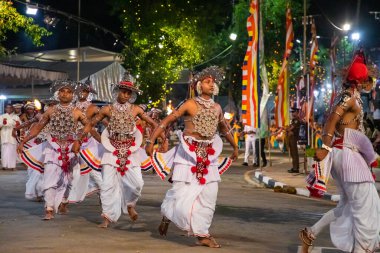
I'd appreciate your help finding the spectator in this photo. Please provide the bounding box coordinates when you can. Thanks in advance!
[287,107,301,173]
[241,124,257,166]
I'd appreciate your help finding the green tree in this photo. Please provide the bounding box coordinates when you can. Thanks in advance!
[0,1,51,56]
[112,0,232,107]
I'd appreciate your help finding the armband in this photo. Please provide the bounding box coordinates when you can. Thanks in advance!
[333,111,342,117]
[322,144,332,152]
[322,132,334,138]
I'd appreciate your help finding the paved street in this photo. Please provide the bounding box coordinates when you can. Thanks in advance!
[0,154,344,253]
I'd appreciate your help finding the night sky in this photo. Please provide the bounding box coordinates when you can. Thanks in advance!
[6,0,380,56]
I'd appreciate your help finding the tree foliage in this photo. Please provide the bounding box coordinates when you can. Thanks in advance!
[112,0,232,106]
[0,1,51,56]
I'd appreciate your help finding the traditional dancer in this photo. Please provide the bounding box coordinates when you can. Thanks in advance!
[300,50,380,253]
[18,80,87,220]
[145,66,238,248]
[13,103,45,200]
[73,72,159,228]
[0,104,20,170]
[69,79,104,203]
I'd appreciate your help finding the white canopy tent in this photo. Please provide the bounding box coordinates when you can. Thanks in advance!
[0,47,125,102]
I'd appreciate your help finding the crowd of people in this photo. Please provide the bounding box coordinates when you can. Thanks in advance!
[0,54,380,251]
[0,66,238,248]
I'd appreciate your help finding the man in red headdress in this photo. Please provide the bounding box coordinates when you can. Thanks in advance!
[299,49,380,253]
[74,72,159,228]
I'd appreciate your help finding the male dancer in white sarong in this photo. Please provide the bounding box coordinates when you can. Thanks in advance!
[68,79,104,203]
[73,72,160,228]
[18,80,88,220]
[300,50,380,253]
[145,66,239,248]
[13,103,44,200]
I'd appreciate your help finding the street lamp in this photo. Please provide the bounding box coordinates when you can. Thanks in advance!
[26,5,38,15]
[343,23,351,31]
[351,32,360,41]
[229,33,237,41]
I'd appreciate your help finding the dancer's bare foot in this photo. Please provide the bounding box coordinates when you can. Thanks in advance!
[58,203,69,215]
[196,236,221,248]
[158,216,170,236]
[127,206,138,221]
[299,228,315,253]
[43,210,54,220]
[98,217,111,228]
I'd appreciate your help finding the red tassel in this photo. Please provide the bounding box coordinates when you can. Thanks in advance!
[127,150,131,155]
[199,177,206,185]
[51,137,57,142]
[83,137,89,143]
[116,159,121,165]
[3,119,7,125]
[58,156,62,160]
[126,160,131,165]
[124,167,129,171]
[207,148,215,155]
[113,150,119,156]
[131,142,136,147]
[196,157,203,163]
[189,145,196,152]
[203,168,209,175]
[57,148,62,152]
[204,160,210,166]
[191,166,197,173]
[65,147,69,151]
[371,160,378,168]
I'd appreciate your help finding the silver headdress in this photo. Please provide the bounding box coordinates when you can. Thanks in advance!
[193,66,225,96]
[111,71,142,103]
[193,66,225,85]
[50,80,77,94]
[77,77,97,94]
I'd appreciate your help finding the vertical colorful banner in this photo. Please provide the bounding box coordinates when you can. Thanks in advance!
[242,0,260,128]
[274,7,294,127]
[306,19,319,123]
[329,34,340,107]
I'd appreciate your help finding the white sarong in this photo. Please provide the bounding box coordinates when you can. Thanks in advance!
[161,176,218,237]
[1,143,17,168]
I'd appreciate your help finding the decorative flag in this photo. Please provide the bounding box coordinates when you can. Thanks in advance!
[274,7,294,127]
[242,0,260,128]
[306,19,319,123]
[329,34,340,107]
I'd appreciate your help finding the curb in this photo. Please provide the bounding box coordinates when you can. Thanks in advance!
[253,170,340,202]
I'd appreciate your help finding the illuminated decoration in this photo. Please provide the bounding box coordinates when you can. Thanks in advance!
[274,6,294,127]
[33,99,42,110]
[242,0,260,128]
[166,100,174,115]
[224,112,233,120]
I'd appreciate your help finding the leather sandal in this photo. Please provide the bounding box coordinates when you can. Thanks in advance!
[299,228,315,253]
[158,216,170,236]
